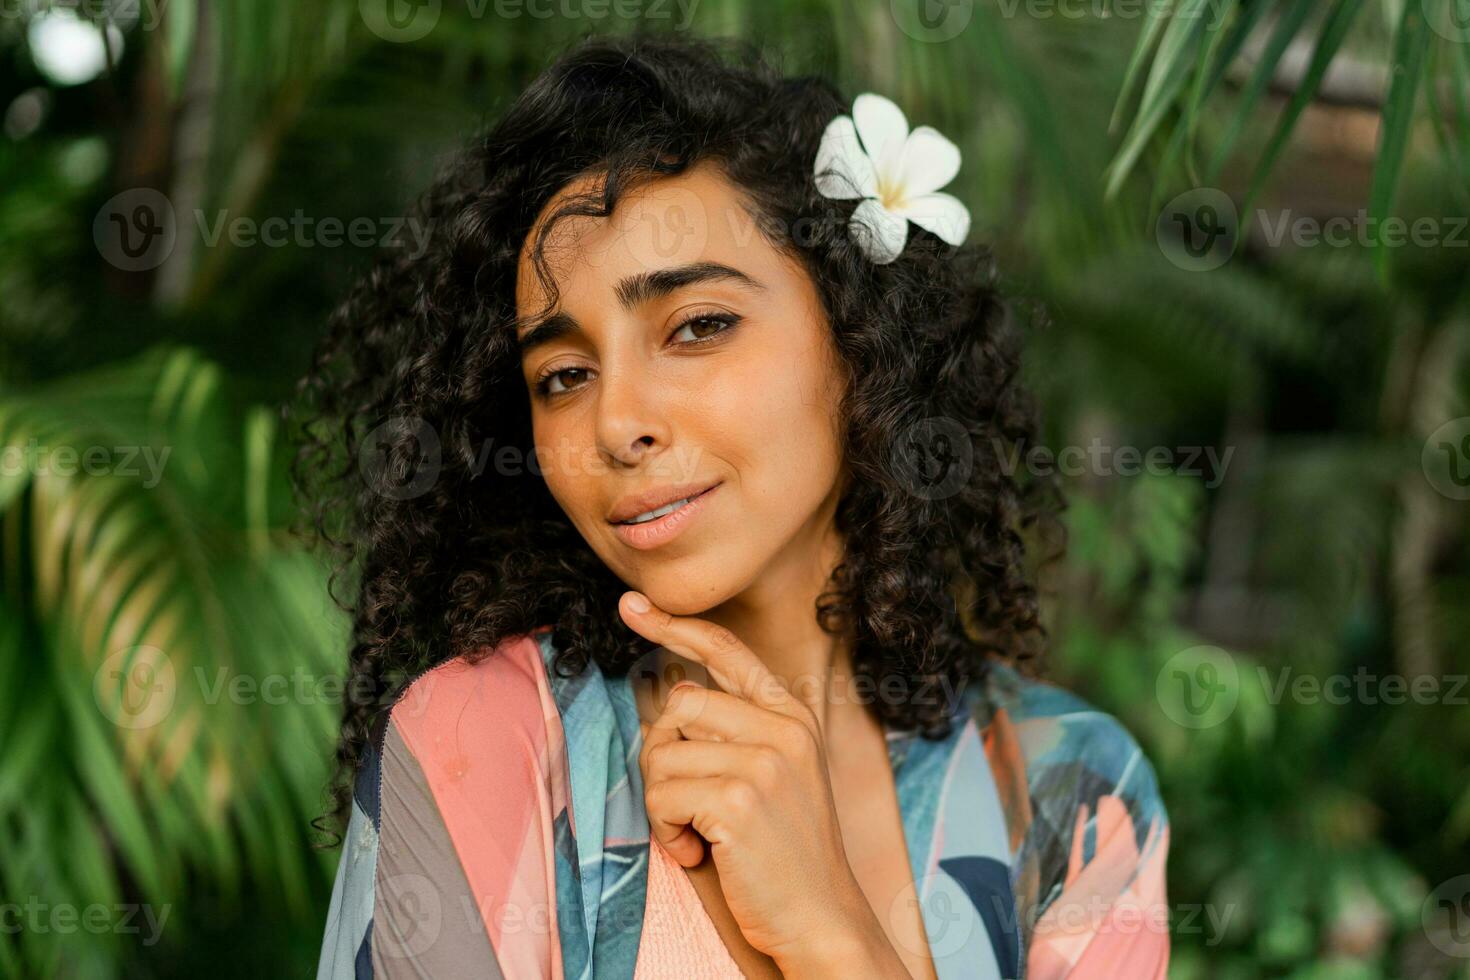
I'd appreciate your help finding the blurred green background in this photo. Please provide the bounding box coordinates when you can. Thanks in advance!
[2,0,1468,977]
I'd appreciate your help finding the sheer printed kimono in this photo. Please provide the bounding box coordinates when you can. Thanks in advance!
[316,627,1170,979]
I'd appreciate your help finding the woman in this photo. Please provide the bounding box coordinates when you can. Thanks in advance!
[301,32,1170,979]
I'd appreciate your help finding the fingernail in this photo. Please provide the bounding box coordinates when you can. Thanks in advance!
[625,591,651,614]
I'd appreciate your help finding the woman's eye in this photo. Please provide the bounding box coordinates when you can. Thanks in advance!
[535,316,737,399]
[538,367,589,396]
[671,313,737,344]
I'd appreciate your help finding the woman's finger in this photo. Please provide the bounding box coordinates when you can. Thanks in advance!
[636,687,774,845]
[619,592,796,712]
[642,732,783,785]
[646,684,781,744]
[636,710,705,868]
[643,775,753,865]
[640,737,777,867]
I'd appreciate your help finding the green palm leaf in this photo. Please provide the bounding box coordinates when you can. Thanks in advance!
[0,347,348,974]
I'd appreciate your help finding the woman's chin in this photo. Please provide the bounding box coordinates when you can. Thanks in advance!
[626,566,741,617]
[640,587,724,618]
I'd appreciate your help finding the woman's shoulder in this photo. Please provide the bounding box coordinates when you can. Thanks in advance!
[351,629,563,821]
[971,659,1171,967]
[972,661,1172,975]
[973,658,1166,822]
[322,628,569,978]
[383,628,558,735]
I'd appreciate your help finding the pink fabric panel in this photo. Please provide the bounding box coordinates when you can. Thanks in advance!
[1027,795,1171,979]
[634,836,744,979]
[389,636,570,980]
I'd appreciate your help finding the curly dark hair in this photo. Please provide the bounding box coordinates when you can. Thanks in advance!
[292,31,1060,847]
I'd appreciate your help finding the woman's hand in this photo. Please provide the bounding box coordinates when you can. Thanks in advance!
[618,590,906,975]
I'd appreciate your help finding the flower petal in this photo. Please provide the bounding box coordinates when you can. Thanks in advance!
[850,198,909,264]
[814,114,877,200]
[852,93,909,184]
[893,191,970,246]
[896,125,961,198]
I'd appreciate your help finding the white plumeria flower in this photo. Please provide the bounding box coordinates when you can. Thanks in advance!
[813,92,970,264]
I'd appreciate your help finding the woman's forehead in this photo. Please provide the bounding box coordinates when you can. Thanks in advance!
[515,161,755,312]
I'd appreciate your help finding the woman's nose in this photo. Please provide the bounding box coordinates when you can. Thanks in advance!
[594,355,671,469]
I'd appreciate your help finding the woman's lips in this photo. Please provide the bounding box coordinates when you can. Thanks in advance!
[611,482,721,550]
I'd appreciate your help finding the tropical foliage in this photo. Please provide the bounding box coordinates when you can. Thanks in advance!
[1,0,1467,976]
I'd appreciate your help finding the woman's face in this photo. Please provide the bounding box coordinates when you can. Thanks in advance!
[514,160,849,615]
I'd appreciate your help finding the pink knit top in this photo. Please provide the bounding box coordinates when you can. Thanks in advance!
[633,836,747,978]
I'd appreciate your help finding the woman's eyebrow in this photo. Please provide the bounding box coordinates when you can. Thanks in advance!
[516,261,765,357]
[614,260,766,309]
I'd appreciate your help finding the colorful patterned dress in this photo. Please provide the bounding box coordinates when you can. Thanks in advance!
[316,627,1170,979]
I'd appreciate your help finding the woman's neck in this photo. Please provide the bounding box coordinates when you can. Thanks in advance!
[649,486,860,738]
